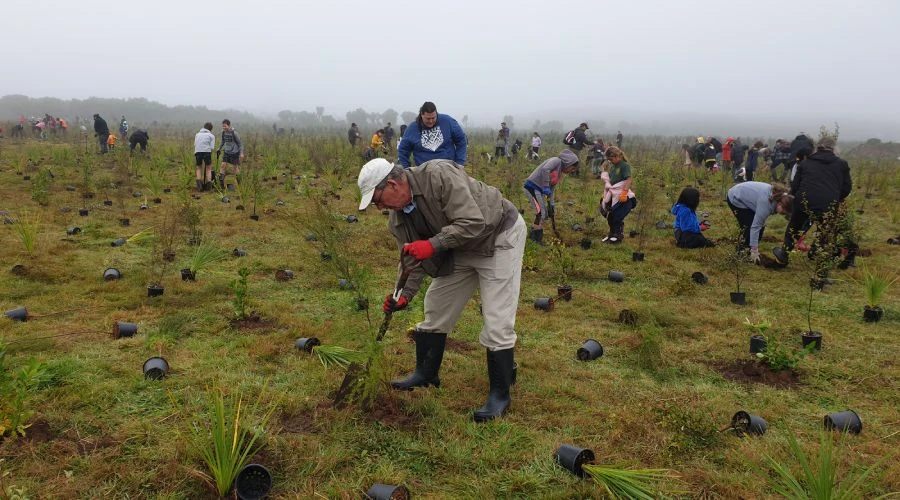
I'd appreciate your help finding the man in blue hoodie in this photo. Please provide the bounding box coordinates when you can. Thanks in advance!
[398,101,467,168]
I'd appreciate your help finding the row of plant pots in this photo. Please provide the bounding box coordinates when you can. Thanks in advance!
[748,332,823,353]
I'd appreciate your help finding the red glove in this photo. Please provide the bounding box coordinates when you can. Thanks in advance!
[618,191,629,203]
[699,221,710,231]
[403,240,435,260]
[383,294,408,313]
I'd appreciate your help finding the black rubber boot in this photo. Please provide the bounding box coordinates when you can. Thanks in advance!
[473,348,514,423]
[391,331,446,390]
[195,179,204,192]
[529,228,544,245]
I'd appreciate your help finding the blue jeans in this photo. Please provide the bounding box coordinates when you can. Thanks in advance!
[98,136,108,153]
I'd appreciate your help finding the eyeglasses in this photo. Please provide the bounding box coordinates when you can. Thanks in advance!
[372,186,386,206]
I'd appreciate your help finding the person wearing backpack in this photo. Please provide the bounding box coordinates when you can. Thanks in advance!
[562,122,594,177]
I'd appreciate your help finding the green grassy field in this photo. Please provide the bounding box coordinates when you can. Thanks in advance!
[0,133,898,498]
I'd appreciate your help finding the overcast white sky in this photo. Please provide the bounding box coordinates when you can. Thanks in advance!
[2,0,898,131]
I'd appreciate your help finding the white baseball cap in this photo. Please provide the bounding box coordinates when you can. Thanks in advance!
[357,158,395,210]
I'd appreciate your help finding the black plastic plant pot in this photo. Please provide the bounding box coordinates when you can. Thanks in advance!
[111,238,127,247]
[557,284,573,301]
[180,268,196,281]
[824,410,862,434]
[571,223,583,232]
[143,356,169,380]
[249,214,260,221]
[608,271,624,283]
[67,227,82,236]
[132,191,143,198]
[356,297,369,311]
[585,216,595,224]
[22,175,30,180]
[579,237,592,250]
[295,337,321,352]
[629,230,640,238]
[382,209,391,216]
[275,269,294,281]
[163,250,176,262]
[320,251,331,261]
[233,248,248,257]
[554,444,595,478]
[632,252,645,262]
[139,204,149,210]
[750,335,767,354]
[534,297,555,311]
[346,215,358,223]
[120,218,130,226]
[365,483,410,500]
[4,306,28,322]
[801,331,822,351]
[692,272,708,285]
[235,204,245,211]
[730,292,746,305]
[234,463,272,500]
[304,232,317,241]
[655,221,667,230]
[79,209,89,217]
[222,196,230,203]
[863,306,883,323]
[576,339,604,361]
[113,321,138,339]
[338,278,354,290]
[103,268,122,281]
[731,410,767,436]
[227,183,235,191]
[152,198,162,204]
[147,285,164,297]
[163,188,172,193]
[103,200,113,206]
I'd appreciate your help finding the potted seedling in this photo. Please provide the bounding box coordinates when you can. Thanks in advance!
[859,266,895,323]
[723,227,749,305]
[554,444,671,496]
[549,240,575,300]
[95,175,115,206]
[630,172,655,261]
[796,201,845,346]
[182,241,228,282]
[744,317,771,355]
[142,164,165,204]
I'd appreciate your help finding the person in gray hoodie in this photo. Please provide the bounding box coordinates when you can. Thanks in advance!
[522,149,580,243]
[216,119,244,188]
[726,181,793,263]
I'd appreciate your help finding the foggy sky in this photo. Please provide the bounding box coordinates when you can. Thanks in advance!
[3,0,899,136]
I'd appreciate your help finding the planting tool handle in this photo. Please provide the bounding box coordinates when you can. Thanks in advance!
[376,259,421,342]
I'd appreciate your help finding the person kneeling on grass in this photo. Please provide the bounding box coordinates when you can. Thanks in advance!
[358,158,525,423]
[523,149,579,244]
[671,187,715,248]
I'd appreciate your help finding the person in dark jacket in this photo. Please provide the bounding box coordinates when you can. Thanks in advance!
[566,122,594,176]
[348,123,361,147]
[93,114,110,153]
[128,129,150,154]
[774,135,852,265]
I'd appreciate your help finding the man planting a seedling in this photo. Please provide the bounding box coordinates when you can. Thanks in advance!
[216,119,244,189]
[562,122,595,176]
[398,101,468,168]
[128,129,150,155]
[357,157,526,423]
[774,135,852,266]
[523,149,580,244]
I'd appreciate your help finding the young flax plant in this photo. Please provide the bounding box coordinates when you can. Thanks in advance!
[190,385,279,497]
[12,213,41,256]
[580,463,674,499]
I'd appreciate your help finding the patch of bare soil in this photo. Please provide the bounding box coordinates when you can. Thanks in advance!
[366,394,422,429]
[230,311,277,330]
[712,359,801,389]
[22,418,55,443]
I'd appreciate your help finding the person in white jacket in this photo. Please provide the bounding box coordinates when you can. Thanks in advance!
[194,122,216,191]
